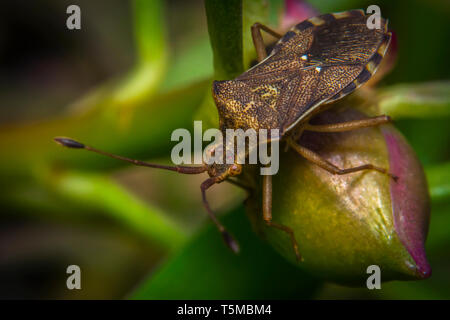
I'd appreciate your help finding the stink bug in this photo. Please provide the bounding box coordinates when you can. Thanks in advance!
[55,10,395,261]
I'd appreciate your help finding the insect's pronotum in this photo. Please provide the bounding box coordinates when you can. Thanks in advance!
[55,10,396,262]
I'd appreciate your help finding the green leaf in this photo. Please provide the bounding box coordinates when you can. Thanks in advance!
[377,81,450,119]
[111,0,168,112]
[426,162,450,203]
[131,205,320,299]
[242,0,273,68]
[160,37,213,92]
[133,0,166,64]
[52,171,186,250]
[0,81,208,177]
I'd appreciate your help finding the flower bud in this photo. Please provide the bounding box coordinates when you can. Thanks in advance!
[279,0,318,33]
[245,108,431,285]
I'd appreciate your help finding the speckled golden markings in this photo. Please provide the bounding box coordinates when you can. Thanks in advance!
[325,31,391,104]
[291,28,302,35]
[55,10,396,263]
[308,16,325,26]
[243,101,255,113]
[331,11,353,19]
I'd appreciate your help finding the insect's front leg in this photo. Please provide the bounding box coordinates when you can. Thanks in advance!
[287,138,398,181]
[251,23,282,62]
[201,178,240,253]
[262,174,303,262]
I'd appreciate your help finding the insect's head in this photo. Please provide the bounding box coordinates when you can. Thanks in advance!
[206,162,242,182]
[204,141,242,182]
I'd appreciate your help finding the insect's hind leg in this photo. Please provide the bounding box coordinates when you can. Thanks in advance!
[304,115,391,133]
[262,175,302,262]
[287,138,398,181]
[251,23,282,61]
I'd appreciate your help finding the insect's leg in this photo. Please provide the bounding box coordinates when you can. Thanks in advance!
[283,127,305,153]
[287,138,398,181]
[304,115,391,133]
[201,178,240,253]
[251,23,282,62]
[262,175,302,262]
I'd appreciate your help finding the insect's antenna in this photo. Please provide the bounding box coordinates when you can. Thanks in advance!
[54,137,207,174]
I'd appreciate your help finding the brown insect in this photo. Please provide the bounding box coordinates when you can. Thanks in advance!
[55,10,395,261]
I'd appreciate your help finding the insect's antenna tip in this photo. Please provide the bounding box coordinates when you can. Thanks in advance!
[222,231,240,254]
[54,137,85,149]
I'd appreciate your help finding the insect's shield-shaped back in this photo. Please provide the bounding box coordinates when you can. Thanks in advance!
[203,0,431,284]
[244,105,431,284]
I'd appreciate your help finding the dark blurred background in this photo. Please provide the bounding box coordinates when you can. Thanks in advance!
[0,0,449,299]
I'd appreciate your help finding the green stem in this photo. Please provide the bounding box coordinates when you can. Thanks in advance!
[205,0,244,80]
[111,0,167,108]
[133,0,166,64]
[242,0,273,68]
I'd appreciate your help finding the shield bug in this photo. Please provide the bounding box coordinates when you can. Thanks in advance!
[55,10,395,262]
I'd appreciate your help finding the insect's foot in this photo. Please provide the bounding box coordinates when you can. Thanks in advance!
[293,244,304,263]
[379,168,398,182]
[372,166,398,182]
[222,230,240,254]
[390,173,399,182]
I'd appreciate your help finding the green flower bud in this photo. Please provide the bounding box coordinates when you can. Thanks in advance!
[245,108,431,285]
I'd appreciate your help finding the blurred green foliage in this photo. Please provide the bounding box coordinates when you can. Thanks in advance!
[132,206,319,300]
[0,0,449,299]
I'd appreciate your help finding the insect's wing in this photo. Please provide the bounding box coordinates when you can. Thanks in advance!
[214,10,391,134]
